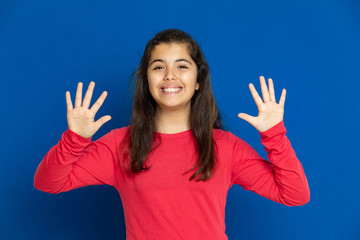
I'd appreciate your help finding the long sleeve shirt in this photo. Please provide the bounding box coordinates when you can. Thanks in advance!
[34,120,310,240]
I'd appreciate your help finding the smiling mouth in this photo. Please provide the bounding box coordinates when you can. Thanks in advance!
[161,87,183,93]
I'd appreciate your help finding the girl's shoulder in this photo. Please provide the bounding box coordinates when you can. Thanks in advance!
[109,127,244,144]
[111,125,130,134]
[212,128,251,151]
[108,126,130,142]
[213,128,243,143]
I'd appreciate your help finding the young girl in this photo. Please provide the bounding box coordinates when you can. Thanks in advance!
[34,29,310,240]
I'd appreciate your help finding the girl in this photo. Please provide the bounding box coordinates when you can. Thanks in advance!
[34,29,310,240]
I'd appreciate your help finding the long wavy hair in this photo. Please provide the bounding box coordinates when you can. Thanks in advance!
[119,29,224,182]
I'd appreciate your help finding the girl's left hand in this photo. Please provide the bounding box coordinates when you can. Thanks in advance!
[238,76,286,132]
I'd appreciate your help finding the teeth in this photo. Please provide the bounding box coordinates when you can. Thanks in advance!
[162,87,181,93]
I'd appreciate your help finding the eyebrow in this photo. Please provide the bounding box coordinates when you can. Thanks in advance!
[149,58,193,66]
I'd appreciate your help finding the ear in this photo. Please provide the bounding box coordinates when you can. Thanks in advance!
[195,82,200,90]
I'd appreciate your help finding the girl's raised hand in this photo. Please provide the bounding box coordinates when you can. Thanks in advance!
[65,82,111,138]
[238,76,286,132]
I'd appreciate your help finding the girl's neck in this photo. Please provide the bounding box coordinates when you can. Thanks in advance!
[155,107,191,134]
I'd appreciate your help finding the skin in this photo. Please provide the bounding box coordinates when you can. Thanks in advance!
[146,43,200,134]
[65,52,286,137]
[65,81,110,138]
[237,76,286,132]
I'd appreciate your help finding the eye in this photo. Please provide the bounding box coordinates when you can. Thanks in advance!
[153,66,163,70]
[178,65,188,69]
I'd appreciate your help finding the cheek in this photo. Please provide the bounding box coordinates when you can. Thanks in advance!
[191,68,198,82]
[147,73,156,88]
[147,76,159,97]
[187,71,198,87]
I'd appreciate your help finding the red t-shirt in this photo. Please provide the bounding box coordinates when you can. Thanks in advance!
[34,120,310,240]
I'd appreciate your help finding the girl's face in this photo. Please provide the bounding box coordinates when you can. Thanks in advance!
[147,43,199,113]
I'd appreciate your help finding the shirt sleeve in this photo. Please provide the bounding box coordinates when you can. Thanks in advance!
[33,127,121,194]
[231,120,310,206]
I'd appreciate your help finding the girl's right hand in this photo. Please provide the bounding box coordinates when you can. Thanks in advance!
[65,82,111,139]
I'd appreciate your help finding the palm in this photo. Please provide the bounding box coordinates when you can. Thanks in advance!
[66,82,111,138]
[238,76,286,132]
[67,106,97,138]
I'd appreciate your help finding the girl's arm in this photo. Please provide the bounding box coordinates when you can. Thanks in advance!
[33,128,119,194]
[34,81,116,194]
[231,120,310,206]
[234,76,310,206]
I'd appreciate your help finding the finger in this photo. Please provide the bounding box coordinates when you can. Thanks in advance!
[249,83,263,106]
[74,82,83,108]
[65,91,73,111]
[83,81,95,109]
[268,78,276,102]
[94,115,112,131]
[238,113,257,125]
[279,89,286,107]
[90,91,108,114]
[260,76,270,102]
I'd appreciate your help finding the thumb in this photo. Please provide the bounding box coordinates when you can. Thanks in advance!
[238,113,256,124]
[94,115,112,131]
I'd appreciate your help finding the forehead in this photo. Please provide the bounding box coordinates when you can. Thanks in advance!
[149,43,191,60]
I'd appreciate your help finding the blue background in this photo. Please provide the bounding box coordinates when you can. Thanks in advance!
[1,0,359,239]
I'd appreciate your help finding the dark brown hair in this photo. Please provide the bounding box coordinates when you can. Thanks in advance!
[119,29,224,182]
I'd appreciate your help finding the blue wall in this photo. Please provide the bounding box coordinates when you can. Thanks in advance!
[1,0,359,239]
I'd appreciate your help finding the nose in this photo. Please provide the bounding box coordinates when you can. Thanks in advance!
[164,68,176,80]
